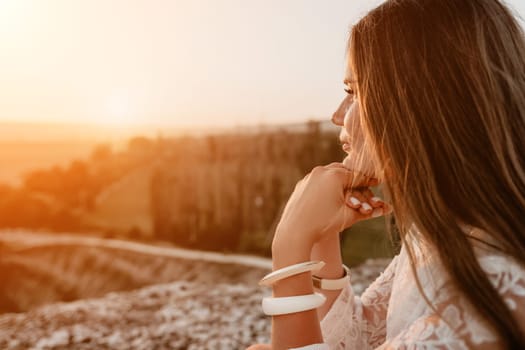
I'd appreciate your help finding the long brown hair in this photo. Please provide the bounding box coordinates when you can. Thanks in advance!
[350,0,525,347]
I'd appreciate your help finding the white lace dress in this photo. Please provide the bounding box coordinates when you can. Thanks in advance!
[292,238,525,350]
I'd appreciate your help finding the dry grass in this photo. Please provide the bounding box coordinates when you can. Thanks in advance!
[81,165,154,236]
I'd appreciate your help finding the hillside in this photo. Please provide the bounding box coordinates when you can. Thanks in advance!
[0,231,270,314]
[82,165,155,237]
[0,281,269,349]
[0,231,390,349]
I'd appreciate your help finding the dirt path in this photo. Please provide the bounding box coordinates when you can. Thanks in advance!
[0,230,272,269]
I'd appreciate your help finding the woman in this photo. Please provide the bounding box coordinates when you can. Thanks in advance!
[249,0,525,349]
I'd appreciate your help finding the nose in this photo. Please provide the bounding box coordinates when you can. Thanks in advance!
[331,110,344,126]
[331,95,351,126]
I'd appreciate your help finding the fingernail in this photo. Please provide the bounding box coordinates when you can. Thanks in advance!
[372,208,383,218]
[348,196,361,206]
[370,197,382,204]
[362,202,372,211]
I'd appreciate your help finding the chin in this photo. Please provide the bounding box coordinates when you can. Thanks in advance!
[342,155,378,179]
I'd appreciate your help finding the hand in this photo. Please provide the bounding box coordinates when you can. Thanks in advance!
[272,163,390,254]
[268,165,390,349]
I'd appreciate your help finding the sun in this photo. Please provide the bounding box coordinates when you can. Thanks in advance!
[102,93,137,126]
[0,0,32,35]
[107,95,130,123]
[88,90,144,127]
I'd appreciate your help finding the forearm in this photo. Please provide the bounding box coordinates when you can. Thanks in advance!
[310,234,344,320]
[271,239,323,350]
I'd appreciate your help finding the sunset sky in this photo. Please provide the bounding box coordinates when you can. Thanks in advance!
[1,0,525,129]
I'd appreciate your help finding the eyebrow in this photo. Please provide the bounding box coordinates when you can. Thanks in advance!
[344,79,356,85]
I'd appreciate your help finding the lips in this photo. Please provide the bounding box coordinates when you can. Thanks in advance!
[341,143,351,152]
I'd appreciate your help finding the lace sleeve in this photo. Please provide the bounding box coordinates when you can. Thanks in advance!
[377,255,525,350]
[319,254,399,349]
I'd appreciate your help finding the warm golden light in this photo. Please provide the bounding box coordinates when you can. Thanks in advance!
[0,0,26,32]
[104,92,133,126]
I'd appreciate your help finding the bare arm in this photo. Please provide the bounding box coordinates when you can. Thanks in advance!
[310,234,345,320]
[270,237,323,350]
[268,164,388,349]
[269,233,344,349]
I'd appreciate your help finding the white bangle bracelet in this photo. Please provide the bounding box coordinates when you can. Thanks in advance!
[290,344,329,350]
[312,264,351,290]
[262,292,326,316]
[259,261,325,286]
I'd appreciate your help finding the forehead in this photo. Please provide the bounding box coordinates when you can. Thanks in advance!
[344,52,356,84]
[344,76,356,85]
[344,64,356,84]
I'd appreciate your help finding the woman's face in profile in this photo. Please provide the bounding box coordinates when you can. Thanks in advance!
[331,77,377,177]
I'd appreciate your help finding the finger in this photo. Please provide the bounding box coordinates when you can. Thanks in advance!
[341,195,393,228]
[327,163,378,186]
[351,190,368,203]
[369,196,383,208]
[346,171,372,189]
[368,177,380,186]
[350,190,373,215]
[359,201,373,215]
[367,191,385,208]
[323,162,346,170]
[371,207,384,218]
[324,161,380,188]
[371,202,394,218]
[345,192,362,209]
[323,162,373,178]
[341,200,373,228]
[326,167,375,189]
[362,188,379,207]
[361,188,374,201]
[382,201,393,215]
[363,196,390,216]
[360,187,389,209]
[371,196,392,214]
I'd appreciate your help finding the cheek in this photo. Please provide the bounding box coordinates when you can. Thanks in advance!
[344,103,364,142]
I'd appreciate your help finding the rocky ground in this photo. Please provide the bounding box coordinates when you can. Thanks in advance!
[0,231,391,349]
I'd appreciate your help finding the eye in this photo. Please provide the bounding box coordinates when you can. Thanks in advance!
[344,87,355,96]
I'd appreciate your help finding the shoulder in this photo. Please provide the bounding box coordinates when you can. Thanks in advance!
[477,254,525,311]
[452,253,525,346]
[384,254,525,349]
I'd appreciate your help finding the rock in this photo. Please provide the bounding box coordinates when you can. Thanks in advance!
[0,231,391,349]
[0,258,390,349]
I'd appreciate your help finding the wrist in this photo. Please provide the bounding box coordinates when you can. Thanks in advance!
[271,243,312,270]
[272,230,315,270]
[311,234,343,279]
[270,243,315,298]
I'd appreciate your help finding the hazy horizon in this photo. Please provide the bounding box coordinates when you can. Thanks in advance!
[0,118,340,186]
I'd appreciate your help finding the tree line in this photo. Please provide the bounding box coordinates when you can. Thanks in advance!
[0,121,351,257]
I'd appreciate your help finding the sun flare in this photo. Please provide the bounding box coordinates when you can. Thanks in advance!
[98,93,137,126]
